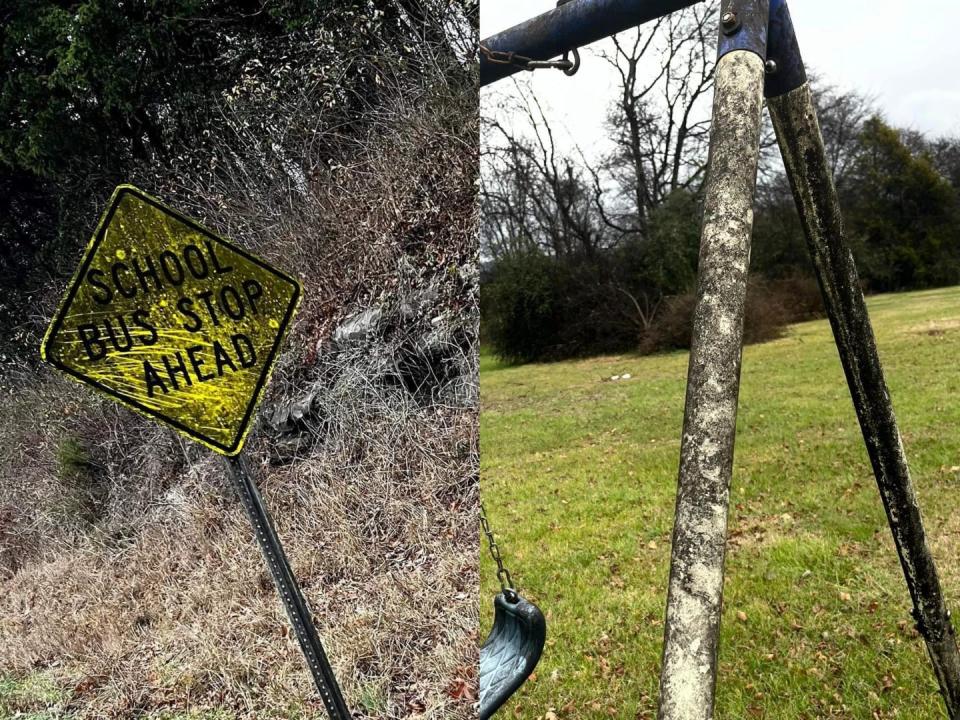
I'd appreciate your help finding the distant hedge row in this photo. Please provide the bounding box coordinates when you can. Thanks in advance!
[482,117,960,364]
[482,248,825,364]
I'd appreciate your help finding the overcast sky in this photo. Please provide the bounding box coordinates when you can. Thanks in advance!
[481,0,960,154]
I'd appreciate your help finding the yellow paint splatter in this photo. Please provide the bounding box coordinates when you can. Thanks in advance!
[39,185,301,456]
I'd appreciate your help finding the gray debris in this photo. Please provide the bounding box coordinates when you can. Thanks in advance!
[264,258,478,462]
[332,307,383,347]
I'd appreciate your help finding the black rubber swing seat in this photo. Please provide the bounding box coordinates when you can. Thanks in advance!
[479,591,547,719]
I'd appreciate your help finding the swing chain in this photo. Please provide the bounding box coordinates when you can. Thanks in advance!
[480,503,518,602]
[478,43,581,76]
[478,0,581,77]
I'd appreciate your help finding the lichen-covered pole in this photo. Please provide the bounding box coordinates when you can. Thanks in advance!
[765,2,960,715]
[657,3,769,718]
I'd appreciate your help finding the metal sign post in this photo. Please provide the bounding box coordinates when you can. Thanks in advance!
[481,0,960,717]
[225,454,352,719]
[40,185,352,719]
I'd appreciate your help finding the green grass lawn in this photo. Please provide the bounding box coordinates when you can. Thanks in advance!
[480,286,960,719]
[0,673,237,720]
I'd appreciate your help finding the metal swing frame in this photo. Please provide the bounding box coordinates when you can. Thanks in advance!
[480,1,960,718]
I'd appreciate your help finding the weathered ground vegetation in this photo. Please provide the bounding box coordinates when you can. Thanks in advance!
[0,2,480,718]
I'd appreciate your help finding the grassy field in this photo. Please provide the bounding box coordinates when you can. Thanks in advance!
[0,674,234,720]
[480,286,960,719]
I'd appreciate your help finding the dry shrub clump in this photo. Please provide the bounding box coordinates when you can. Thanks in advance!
[0,10,479,720]
[639,274,824,354]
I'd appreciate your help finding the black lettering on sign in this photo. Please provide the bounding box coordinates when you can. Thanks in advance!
[186,345,214,382]
[243,279,262,314]
[133,256,161,293]
[178,297,202,332]
[213,340,237,374]
[183,245,208,279]
[220,286,244,320]
[197,290,220,327]
[163,352,192,391]
[104,316,133,352]
[132,310,158,345]
[40,186,301,456]
[206,239,234,275]
[87,269,113,304]
[112,263,137,299]
[158,251,185,286]
[78,324,106,361]
[90,242,238,304]
[142,337,258,396]
[232,333,256,368]
[144,360,167,397]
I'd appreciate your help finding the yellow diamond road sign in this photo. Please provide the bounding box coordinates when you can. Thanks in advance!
[40,185,301,456]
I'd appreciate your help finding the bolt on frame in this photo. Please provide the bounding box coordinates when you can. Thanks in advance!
[480,0,960,717]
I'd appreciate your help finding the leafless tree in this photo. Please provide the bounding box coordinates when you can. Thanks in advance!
[810,79,877,194]
[756,78,877,207]
[482,88,611,259]
[596,3,718,238]
[480,4,720,262]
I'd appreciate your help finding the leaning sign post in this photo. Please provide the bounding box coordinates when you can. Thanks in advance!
[40,185,352,720]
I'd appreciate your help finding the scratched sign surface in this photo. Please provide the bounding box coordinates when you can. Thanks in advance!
[40,186,300,455]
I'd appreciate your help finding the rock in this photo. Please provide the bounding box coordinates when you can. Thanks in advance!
[332,307,383,346]
[269,390,318,433]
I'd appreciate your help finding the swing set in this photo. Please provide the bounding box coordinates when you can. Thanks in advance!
[478,1,960,718]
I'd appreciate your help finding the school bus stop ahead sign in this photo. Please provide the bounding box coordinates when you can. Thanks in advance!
[40,186,301,455]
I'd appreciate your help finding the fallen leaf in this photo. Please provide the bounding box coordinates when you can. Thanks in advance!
[446,678,476,701]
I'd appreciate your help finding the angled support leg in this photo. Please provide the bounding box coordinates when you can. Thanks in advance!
[658,3,770,718]
[765,2,960,716]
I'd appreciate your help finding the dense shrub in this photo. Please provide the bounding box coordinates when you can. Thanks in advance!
[484,240,826,363]
[483,190,704,363]
[848,119,960,292]
[639,276,824,354]
[480,251,568,363]
[483,253,625,362]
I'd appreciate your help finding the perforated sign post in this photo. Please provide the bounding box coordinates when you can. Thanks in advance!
[40,185,352,719]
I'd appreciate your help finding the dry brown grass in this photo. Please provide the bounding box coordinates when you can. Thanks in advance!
[0,384,477,719]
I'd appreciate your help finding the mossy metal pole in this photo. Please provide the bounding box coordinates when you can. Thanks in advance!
[224,454,352,720]
[657,3,769,718]
[765,2,960,715]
